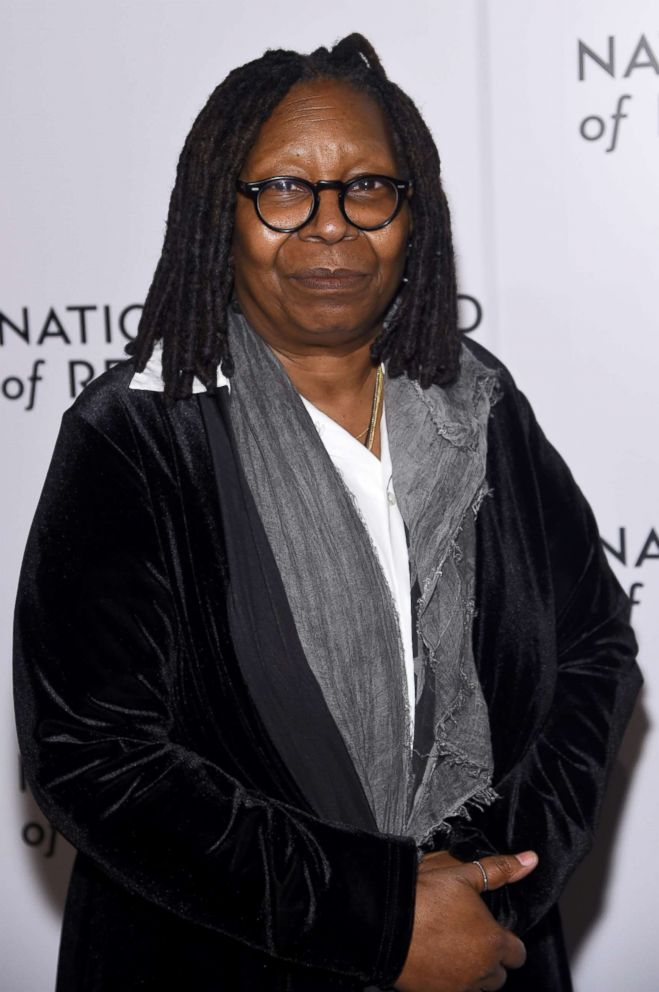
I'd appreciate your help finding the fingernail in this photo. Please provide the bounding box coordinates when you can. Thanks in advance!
[515,851,538,867]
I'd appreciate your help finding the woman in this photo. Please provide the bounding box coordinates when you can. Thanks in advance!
[13,33,641,992]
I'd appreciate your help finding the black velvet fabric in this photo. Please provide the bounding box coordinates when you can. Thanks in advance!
[198,388,380,835]
[12,337,642,991]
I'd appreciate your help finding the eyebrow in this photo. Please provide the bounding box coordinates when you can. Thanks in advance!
[246,142,398,174]
[242,164,400,182]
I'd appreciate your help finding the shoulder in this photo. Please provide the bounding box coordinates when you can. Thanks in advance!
[61,356,165,465]
[68,357,136,414]
[461,335,517,390]
[461,335,535,440]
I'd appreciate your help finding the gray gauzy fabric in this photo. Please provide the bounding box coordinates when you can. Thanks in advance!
[225,306,500,848]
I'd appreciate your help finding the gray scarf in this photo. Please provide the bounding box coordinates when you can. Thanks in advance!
[226,307,499,848]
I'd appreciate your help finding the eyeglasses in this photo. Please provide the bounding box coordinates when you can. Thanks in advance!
[236,174,413,233]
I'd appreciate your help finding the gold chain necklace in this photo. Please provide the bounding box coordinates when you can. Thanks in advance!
[353,365,384,450]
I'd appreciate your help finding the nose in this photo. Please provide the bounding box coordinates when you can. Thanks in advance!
[298,188,357,244]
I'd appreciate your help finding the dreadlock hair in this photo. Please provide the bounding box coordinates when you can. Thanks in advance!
[124,33,460,403]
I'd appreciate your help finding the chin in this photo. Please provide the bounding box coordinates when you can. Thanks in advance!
[292,303,383,340]
[300,319,378,345]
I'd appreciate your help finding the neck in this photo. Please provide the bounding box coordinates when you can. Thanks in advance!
[231,303,384,457]
[230,293,382,405]
[268,339,379,406]
[273,343,384,461]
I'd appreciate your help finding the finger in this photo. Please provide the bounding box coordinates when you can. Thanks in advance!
[499,931,527,971]
[479,965,508,991]
[468,852,538,892]
[417,848,461,873]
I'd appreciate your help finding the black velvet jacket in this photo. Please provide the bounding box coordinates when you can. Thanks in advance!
[13,338,642,992]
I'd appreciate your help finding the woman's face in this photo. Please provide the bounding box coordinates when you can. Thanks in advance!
[231,77,412,356]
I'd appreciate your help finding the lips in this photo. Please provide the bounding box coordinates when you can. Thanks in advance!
[290,267,369,290]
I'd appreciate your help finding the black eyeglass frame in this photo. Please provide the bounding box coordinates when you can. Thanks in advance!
[236,174,413,233]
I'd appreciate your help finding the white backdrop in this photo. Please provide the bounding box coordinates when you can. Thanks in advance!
[2,1,657,989]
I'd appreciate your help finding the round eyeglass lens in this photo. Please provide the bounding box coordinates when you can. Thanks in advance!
[257,179,314,230]
[343,177,399,229]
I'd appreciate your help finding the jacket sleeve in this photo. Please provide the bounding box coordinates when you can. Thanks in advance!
[446,383,643,935]
[13,405,418,987]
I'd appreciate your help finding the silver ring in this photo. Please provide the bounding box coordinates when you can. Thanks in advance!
[472,859,489,893]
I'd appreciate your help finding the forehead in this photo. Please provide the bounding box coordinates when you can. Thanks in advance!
[241,78,401,175]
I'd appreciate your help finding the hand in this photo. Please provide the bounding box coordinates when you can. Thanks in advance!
[393,849,538,992]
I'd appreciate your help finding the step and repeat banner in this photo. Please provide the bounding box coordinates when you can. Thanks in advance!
[2,1,656,988]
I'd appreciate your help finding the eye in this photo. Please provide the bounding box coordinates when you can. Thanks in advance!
[263,178,309,199]
[348,176,385,194]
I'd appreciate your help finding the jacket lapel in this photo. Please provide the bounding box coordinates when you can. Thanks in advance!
[198,389,378,833]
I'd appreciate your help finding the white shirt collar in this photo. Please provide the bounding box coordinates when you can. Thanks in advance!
[128,339,231,393]
[299,384,390,474]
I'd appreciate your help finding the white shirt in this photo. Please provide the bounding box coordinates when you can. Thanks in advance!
[298,391,416,742]
[129,345,415,740]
